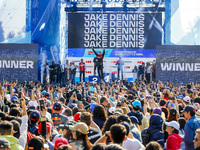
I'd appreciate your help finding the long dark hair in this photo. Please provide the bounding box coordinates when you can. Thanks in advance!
[76,131,91,150]
[93,105,107,121]
[102,115,117,134]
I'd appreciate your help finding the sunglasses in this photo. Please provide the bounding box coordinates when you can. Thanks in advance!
[194,138,200,142]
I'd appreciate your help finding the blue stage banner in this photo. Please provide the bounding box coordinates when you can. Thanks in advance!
[156,45,200,84]
[0,44,38,82]
[68,48,156,58]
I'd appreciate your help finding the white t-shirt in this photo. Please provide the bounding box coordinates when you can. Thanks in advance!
[123,138,145,150]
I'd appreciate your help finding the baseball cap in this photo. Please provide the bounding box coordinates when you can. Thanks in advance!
[153,108,162,115]
[114,108,123,115]
[11,96,18,103]
[165,121,180,130]
[108,107,116,114]
[132,100,141,109]
[169,108,177,116]
[41,90,47,95]
[30,111,40,122]
[28,136,46,149]
[183,96,191,103]
[69,122,88,135]
[181,105,195,113]
[54,137,69,149]
[117,115,129,123]
[74,112,81,122]
[53,102,62,110]
[38,122,52,134]
[0,137,10,148]
[130,116,139,124]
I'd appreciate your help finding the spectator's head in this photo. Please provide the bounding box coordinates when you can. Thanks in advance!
[102,115,117,134]
[11,120,20,139]
[9,107,21,117]
[54,137,69,150]
[165,121,180,135]
[72,107,79,116]
[132,100,141,111]
[0,112,7,121]
[106,144,126,150]
[30,110,40,124]
[110,124,126,145]
[91,143,106,150]
[149,114,163,130]
[178,117,186,130]
[167,108,178,121]
[120,122,130,136]
[161,107,169,119]
[183,105,195,120]
[0,137,10,150]
[153,108,162,116]
[64,108,72,117]
[27,136,47,150]
[58,145,72,150]
[53,102,62,113]
[116,115,131,124]
[0,121,14,136]
[129,116,139,124]
[93,105,107,121]
[145,141,163,150]
[80,112,92,126]
[100,97,108,107]
[159,99,167,107]
[194,129,200,149]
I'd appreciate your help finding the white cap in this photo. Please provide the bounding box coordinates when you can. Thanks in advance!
[183,96,191,103]
[165,121,180,130]
[108,107,116,114]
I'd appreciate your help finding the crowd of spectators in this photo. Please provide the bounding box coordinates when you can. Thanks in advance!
[1,79,200,150]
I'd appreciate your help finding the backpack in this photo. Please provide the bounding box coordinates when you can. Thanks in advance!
[141,128,160,146]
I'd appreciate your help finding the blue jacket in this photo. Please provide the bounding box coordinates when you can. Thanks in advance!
[147,114,164,148]
[184,116,200,150]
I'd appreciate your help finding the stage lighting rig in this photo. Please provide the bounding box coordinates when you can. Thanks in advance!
[123,0,129,11]
[101,0,107,11]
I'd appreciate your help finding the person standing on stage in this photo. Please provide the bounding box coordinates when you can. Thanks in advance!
[43,62,50,84]
[57,60,63,84]
[93,57,98,76]
[91,46,105,80]
[70,61,77,85]
[49,61,57,84]
[64,60,70,84]
[145,62,152,83]
[138,62,145,81]
[79,59,86,82]
[115,57,124,80]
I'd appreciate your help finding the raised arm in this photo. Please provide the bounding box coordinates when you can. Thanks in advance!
[91,46,98,56]
[102,47,105,57]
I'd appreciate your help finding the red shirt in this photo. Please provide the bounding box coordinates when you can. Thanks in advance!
[79,62,85,71]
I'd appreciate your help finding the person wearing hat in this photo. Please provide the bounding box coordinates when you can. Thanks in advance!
[0,137,10,150]
[130,116,142,142]
[127,100,148,131]
[0,121,23,150]
[54,137,69,150]
[183,105,200,150]
[27,136,48,150]
[68,122,93,150]
[114,108,124,117]
[28,110,40,135]
[165,121,182,150]
[51,102,68,130]
[183,96,191,105]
